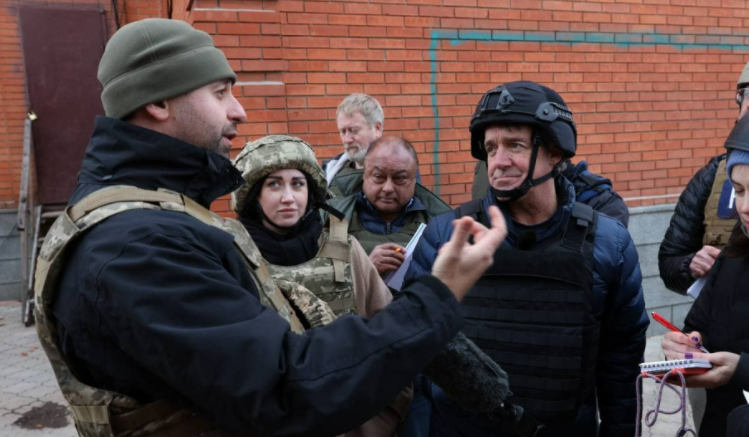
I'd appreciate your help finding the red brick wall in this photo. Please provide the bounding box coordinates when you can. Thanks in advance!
[2,0,746,213]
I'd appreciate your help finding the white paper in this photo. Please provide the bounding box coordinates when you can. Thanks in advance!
[687,277,707,299]
[744,391,749,404]
[384,223,427,291]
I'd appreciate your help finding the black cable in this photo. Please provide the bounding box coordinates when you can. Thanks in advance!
[110,0,120,29]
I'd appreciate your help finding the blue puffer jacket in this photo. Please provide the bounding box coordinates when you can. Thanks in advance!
[406,177,649,437]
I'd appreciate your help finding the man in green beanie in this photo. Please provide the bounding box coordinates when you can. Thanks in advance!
[35,18,508,437]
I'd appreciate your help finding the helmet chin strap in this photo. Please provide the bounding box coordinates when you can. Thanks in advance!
[490,139,558,202]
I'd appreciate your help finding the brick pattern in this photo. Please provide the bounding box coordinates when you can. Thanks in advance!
[2,0,747,212]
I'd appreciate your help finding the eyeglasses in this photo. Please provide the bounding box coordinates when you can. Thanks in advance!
[736,87,749,106]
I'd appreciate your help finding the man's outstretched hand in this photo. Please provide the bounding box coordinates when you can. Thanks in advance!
[432,206,507,302]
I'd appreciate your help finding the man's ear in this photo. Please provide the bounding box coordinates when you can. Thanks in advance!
[549,147,563,167]
[374,122,383,137]
[143,100,170,122]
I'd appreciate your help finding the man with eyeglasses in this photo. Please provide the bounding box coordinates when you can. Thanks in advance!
[657,60,749,428]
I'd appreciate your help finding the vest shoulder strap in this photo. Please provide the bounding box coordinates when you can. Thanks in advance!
[561,203,596,252]
[51,185,305,334]
[320,216,351,282]
[703,159,734,247]
[456,198,486,224]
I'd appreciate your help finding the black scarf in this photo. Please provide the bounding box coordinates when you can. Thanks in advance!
[240,212,323,266]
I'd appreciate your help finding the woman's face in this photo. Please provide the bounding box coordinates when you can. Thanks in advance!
[731,164,749,229]
[258,169,308,233]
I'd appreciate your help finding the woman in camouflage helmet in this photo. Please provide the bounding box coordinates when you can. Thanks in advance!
[233,136,521,436]
[232,135,410,437]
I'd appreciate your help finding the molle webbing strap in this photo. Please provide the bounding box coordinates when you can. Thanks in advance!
[456,198,484,223]
[561,203,593,252]
[69,405,110,425]
[110,402,216,437]
[323,217,351,282]
[109,401,181,430]
[463,307,585,325]
[703,159,734,247]
[325,297,355,313]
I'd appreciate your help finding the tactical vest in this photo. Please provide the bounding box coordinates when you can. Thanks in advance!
[33,186,324,437]
[328,166,363,198]
[703,159,736,248]
[348,207,427,255]
[266,217,357,316]
[456,200,600,423]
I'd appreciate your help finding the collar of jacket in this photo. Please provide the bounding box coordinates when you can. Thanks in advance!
[489,176,576,246]
[74,116,245,208]
[354,190,425,233]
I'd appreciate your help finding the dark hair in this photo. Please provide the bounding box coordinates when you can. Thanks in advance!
[239,170,323,221]
[724,221,749,258]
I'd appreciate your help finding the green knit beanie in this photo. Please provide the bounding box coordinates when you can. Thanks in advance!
[98,18,237,119]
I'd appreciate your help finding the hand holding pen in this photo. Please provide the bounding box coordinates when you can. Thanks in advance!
[654,311,710,359]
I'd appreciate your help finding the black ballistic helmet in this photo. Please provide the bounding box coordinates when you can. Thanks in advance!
[469,81,577,161]
[725,113,749,154]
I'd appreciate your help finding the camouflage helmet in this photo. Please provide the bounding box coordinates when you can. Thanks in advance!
[232,135,327,213]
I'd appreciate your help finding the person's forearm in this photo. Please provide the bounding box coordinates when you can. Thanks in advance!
[659,254,696,293]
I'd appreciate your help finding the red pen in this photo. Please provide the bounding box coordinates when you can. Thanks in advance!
[652,311,709,353]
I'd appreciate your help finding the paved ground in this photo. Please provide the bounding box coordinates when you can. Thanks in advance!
[0,302,76,437]
[0,299,695,436]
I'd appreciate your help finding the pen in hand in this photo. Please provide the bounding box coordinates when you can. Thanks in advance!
[652,311,709,353]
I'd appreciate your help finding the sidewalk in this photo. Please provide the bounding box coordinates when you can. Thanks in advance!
[0,302,75,436]
[0,299,694,436]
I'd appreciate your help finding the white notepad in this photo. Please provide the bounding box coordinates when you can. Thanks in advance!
[384,223,427,291]
[640,358,712,374]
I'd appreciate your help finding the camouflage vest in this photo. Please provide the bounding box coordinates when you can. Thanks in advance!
[33,185,325,437]
[703,159,735,248]
[328,166,363,198]
[348,208,427,255]
[266,217,356,317]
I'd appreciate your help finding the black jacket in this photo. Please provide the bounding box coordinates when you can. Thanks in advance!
[658,155,725,293]
[54,117,464,436]
[684,252,749,437]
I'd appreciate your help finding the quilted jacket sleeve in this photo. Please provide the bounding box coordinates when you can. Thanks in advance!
[594,218,649,437]
[658,156,722,294]
[404,211,455,283]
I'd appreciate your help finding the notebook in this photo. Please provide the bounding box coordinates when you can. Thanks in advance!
[639,358,712,376]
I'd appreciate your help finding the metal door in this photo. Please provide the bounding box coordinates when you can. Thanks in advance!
[19,6,108,206]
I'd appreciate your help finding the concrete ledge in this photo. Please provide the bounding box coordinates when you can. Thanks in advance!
[629,203,677,215]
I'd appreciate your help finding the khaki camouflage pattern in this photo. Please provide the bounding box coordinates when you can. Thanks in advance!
[267,220,356,317]
[232,135,328,213]
[274,279,337,328]
[703,159,735,247]
[34,185,307,437]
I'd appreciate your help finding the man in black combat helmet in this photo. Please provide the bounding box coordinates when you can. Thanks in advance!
[407,81,649,437]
